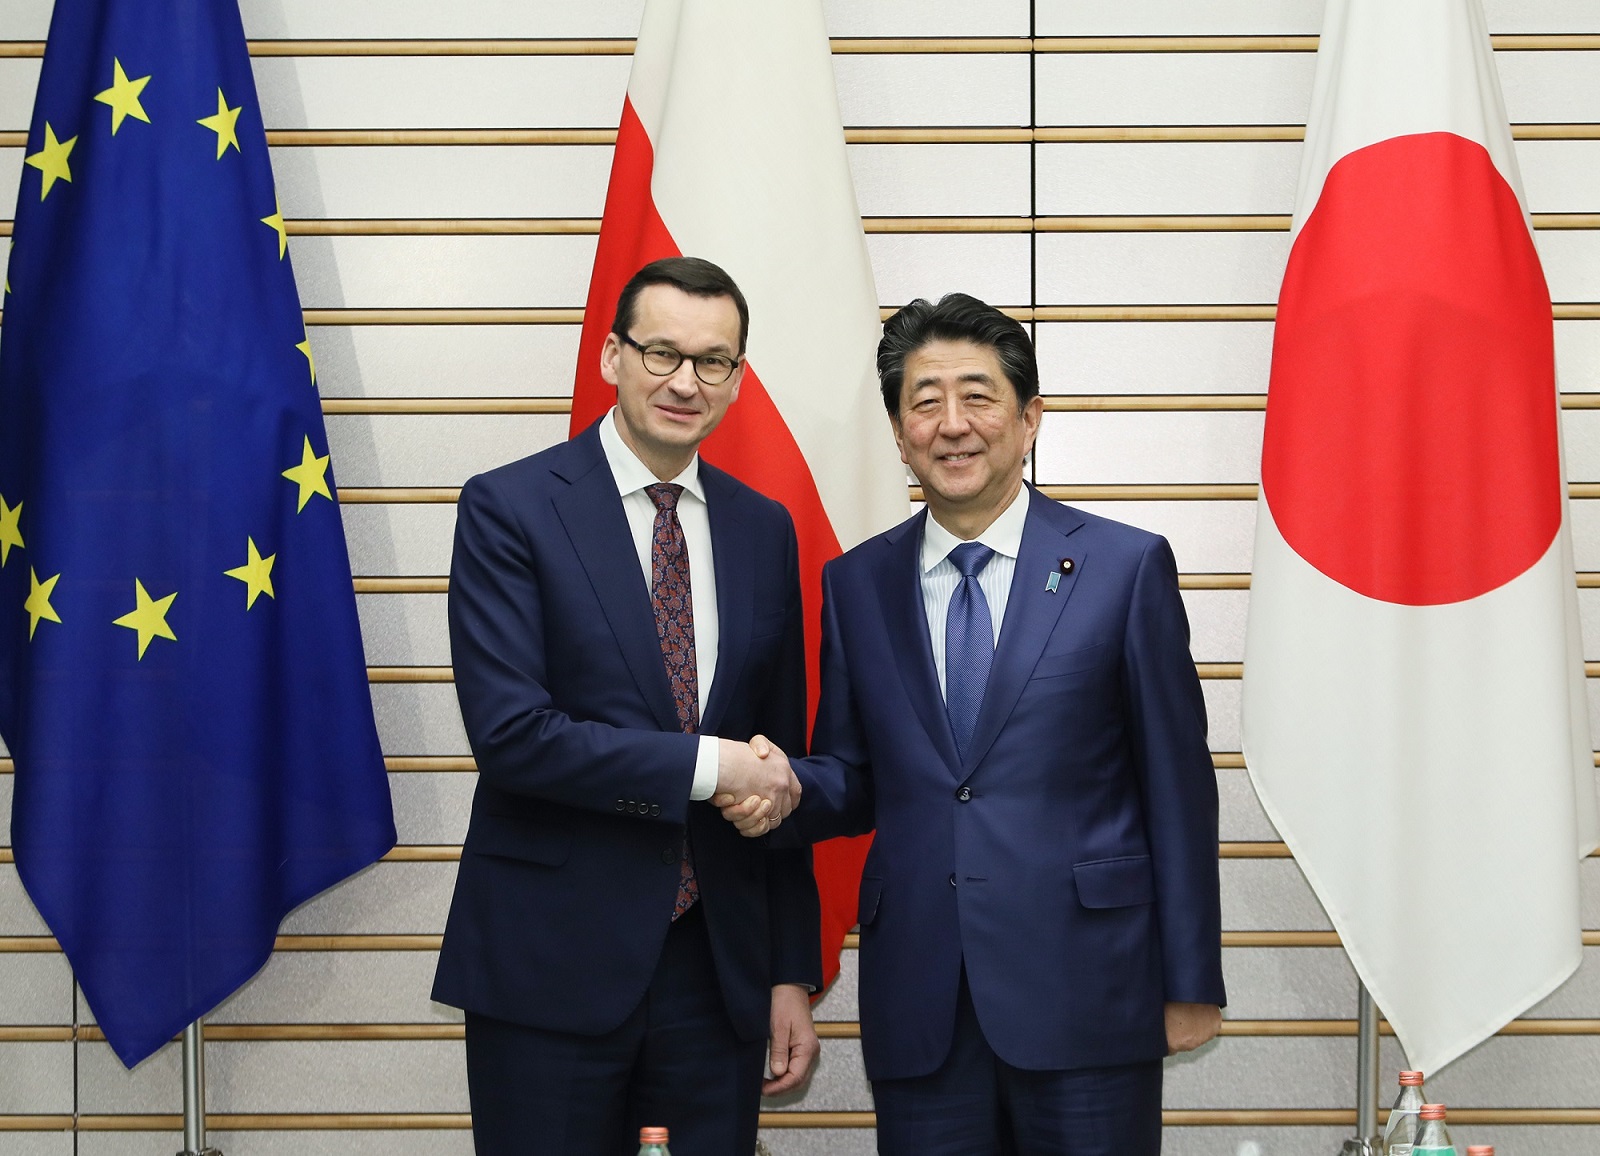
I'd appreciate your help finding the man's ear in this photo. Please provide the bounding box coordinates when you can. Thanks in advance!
[888,412,909,467]
[599,332,623,387]
[1020,393,1044,456]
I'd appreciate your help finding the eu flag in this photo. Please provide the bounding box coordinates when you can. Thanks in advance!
[0,0,396,1066]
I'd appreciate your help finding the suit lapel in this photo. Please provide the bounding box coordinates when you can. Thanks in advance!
[551,429,682,735]
[875,510,963,776]
[699,466,750,736]
[960,489,1088,777]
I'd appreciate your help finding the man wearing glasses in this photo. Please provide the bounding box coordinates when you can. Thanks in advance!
[434,257,822,1152]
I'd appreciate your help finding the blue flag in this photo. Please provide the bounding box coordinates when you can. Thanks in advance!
[0,0,395,1066]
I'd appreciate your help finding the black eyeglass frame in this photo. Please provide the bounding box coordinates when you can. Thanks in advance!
[619,333,743,386]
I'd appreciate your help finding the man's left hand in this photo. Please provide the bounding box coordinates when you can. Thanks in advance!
[764,983,819,1096]
[1164,1001,1222,1054]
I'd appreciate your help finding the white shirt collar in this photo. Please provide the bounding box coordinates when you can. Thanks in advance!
[598,406,706,503]
[921,482,1030,574]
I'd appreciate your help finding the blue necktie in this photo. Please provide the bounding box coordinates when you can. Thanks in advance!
[945,542,997,759]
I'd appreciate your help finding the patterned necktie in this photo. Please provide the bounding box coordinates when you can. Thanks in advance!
[945,542,997,760]
[646,483,700,919]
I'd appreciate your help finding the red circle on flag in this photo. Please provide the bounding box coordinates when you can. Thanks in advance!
[1262,132,1561,606]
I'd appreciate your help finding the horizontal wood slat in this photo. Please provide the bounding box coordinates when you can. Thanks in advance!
[15,841,1597,867]
[6,930,1600,955]
[0,1117,75,1131]
[323,397,570,414]
[3,35,1598,59]
[355,662,1261,682]
[15,213,1600,239]
[40,1018,1600,1047]
[10,304,1600,327]
[7,125,1600,149]
[296,393,1600,416]
[355,577,450,594]
[76,1114,473,1131]
[381,846,461,862]
[384,756,476,772]
[0,1108,1590,1132]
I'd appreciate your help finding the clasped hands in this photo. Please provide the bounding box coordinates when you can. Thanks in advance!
[712,735,795,837]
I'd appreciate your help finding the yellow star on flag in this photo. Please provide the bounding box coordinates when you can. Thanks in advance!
[113,578,177,659]
[282,435,332,512]
[94,58,152,135]
[0,495,22,566]
[25,568,61,640]
[24,123,78,201]
[296,334,316,384]
[197,88,242,159]
[224,537,277,609]
[262,199,288,259]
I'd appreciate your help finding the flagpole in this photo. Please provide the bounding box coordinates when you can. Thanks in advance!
[180,1020,222,1156]
[1338,982,1381,1155]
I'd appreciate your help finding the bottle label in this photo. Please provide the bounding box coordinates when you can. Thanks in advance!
[1412,1147,1455,1155]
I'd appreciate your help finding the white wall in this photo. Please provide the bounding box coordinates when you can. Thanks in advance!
[3,2,1600,1152]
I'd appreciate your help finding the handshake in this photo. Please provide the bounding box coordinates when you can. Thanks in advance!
[712,735,797,838]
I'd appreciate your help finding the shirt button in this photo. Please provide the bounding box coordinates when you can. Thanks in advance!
[662,847,679,865]
[956,787,972,802]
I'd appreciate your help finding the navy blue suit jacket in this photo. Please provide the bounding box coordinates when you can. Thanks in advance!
[432,421,822,1042]
[788,487,1224,1080]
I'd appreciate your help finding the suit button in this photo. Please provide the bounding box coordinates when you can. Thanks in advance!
[650,804,661,817]
[615,799,626,812]
[662,847,679,865]
[627,801,637,813]
[949,873,957,887]
[956,786,971,802]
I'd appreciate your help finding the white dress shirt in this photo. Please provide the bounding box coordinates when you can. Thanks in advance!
[599,409,721,800]
[920,482,1029,700]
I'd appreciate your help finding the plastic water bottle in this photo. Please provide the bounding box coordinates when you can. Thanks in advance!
[1413,1104,1455,1155]
[1382,1070,1426,1154]
[638,1126,671,1155]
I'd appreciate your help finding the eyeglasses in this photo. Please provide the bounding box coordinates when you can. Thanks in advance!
[620,334,741,386]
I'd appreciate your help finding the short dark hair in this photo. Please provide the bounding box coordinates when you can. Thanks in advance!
[611,257,750,356]
[877,293,1039,416]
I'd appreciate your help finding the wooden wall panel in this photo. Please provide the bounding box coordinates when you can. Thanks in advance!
[4,1,1600,1151]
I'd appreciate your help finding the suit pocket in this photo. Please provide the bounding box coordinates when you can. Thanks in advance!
[1073,855,1155,909]
[857,875,884,926]
[749,608,788,642]
[1030,642,1111,681]
[469,812,571,867]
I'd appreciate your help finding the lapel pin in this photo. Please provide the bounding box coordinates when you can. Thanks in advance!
[1046,571,1061,594]
[1059,557,1075,575]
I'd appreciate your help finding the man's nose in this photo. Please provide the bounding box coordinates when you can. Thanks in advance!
[937,398,971,432]
[664,360,700,395]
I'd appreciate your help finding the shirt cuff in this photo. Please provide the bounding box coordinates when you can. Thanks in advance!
[689,735,720,801]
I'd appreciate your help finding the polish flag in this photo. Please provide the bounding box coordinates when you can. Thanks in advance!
[1242,0,1598,1075]
[571,0,909,987]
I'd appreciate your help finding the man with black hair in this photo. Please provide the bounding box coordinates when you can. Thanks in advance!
[436,257,821,1152]
[725,292,1224,1155]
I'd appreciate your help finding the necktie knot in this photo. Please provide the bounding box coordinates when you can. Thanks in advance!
[949,542,995,579]
[645,482,683,514]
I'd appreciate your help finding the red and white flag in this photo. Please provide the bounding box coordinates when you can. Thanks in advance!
[1243,0,1598,1075]
[572,0,909,987]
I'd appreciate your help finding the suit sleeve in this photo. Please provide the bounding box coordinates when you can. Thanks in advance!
[448,472,699,822]
[762,516,824,990]
[787,560,877,843]
[1124,534,1227,1007]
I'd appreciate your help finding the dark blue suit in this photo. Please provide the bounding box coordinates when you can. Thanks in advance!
[791,487,1223,1109]
[433,422,821,1146]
